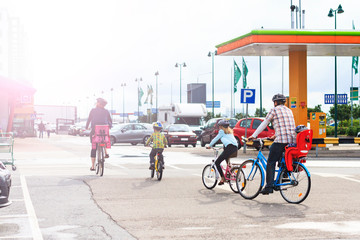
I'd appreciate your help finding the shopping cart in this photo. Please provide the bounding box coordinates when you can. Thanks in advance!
[0,132,16,171]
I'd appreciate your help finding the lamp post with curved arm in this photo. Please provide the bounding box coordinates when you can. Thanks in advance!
[135,78,142,122]
[121,83,126,123]
[328,4,344,137]
[155,71,159,121]
[175,62,186,103]
[208,51,216,117]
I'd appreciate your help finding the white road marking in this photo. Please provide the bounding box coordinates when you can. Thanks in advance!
[312,172,360,184]
[108,162,128,169]
[0,214,28,218]
[20,175,43,240]
[167,164,184,170]
[180,227,213,230]
[276,221,360,234]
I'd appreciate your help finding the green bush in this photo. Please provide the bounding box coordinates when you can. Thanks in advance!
[338,127,346,135]
[346,127,358,136]
[326,126,334,136]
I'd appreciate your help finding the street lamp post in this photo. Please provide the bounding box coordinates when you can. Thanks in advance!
[328,4,344,137]
[121,83,126,123]
[208,51,216,117]
[135,78,142,122]
[110,88,114,121]
[155,71,159,121]
[175,62,186,103]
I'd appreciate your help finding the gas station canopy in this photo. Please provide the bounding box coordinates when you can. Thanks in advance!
[215,29,360,127]
[216,29,360,57]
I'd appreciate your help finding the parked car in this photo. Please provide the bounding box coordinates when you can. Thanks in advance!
[357,132,360,137]
[233,117,275,149]
[68,125,77,135]
[0,162,11,208]
[110,123,153,146]
[199,118,238,147]
[163,124,197,147]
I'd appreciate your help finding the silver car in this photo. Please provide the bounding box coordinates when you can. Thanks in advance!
[0,162,11,208]
[110,123,153,146]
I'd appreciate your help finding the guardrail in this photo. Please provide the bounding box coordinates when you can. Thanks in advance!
[312,137,360,157]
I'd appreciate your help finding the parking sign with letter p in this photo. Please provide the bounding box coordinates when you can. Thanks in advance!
[241,89,255,104]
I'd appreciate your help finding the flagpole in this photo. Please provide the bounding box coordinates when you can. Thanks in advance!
[231,65,233,118]
[351,62,354,127]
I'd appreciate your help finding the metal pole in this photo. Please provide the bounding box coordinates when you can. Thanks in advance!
[243,104,248,153]
[299,0,302,29]
[122,85,125,123]
[259,56,262,117]
[137,80,139,123]
[351,62,354,127]
[179,65,182,103]
[111,88,113,121]
[334,12,338,137]
[231,66,233,118]
[155,72,159,122]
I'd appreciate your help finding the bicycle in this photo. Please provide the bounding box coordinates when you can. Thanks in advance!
[236,137,311,204]
[92,125,110,177]
[150,151,164,181]
[202,147,243,193]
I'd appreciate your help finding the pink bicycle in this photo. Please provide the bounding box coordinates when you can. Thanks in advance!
[202,147,243,193]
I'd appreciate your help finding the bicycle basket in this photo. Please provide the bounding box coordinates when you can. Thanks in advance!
[92,125,111,149]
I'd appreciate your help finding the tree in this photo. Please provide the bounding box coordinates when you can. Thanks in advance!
[254,108,268,117]
[307,104,322,119]
[329,104,351,122]
[235,112,245,119]
[204,112,221,122]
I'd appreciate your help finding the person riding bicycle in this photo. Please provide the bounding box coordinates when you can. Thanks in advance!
[248,93,296,195]
[206,119,238,185]
[145,122,168,170]
[86,98,112,171]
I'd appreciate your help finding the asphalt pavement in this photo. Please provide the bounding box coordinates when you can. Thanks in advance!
[1,134,359,240]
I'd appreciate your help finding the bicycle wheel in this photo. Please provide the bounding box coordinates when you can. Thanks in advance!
[202,164,217,189]
[236,160,263,199]
[95,146,100,175]
[279,163,311,204]
[99,146,105,177]
[156,161,163,181]
[229,167,240,193]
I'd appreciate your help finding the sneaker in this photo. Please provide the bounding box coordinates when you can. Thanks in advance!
[260,187,273,195]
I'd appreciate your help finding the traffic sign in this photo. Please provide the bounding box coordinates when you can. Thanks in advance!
[350,87,359,101]
[324,94,348,104]
[206,101,220,108]
[240,89,255,104]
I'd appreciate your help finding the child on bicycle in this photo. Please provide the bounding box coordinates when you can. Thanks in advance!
[145,122,168,170]
[206,119,238,185]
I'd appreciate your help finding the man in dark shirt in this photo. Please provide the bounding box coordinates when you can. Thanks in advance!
[86,98,112,171]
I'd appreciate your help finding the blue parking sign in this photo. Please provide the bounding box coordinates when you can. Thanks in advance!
[241,89,255,104]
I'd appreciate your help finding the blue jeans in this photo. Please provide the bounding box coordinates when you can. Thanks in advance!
[265,143,288,188]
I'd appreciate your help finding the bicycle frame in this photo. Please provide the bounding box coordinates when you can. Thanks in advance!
[210,147,238,181]
[245,143,310,188]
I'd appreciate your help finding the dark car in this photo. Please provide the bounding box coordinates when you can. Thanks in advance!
[163,124,197,147]
[233,117,275,149]
[0,162,11,208]
[110,123,153,146]
[199,118,238,147]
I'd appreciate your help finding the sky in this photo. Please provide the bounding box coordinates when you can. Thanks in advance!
[1,0,360,120]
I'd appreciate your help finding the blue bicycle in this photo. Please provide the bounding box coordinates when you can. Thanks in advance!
[236,138,311,204]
